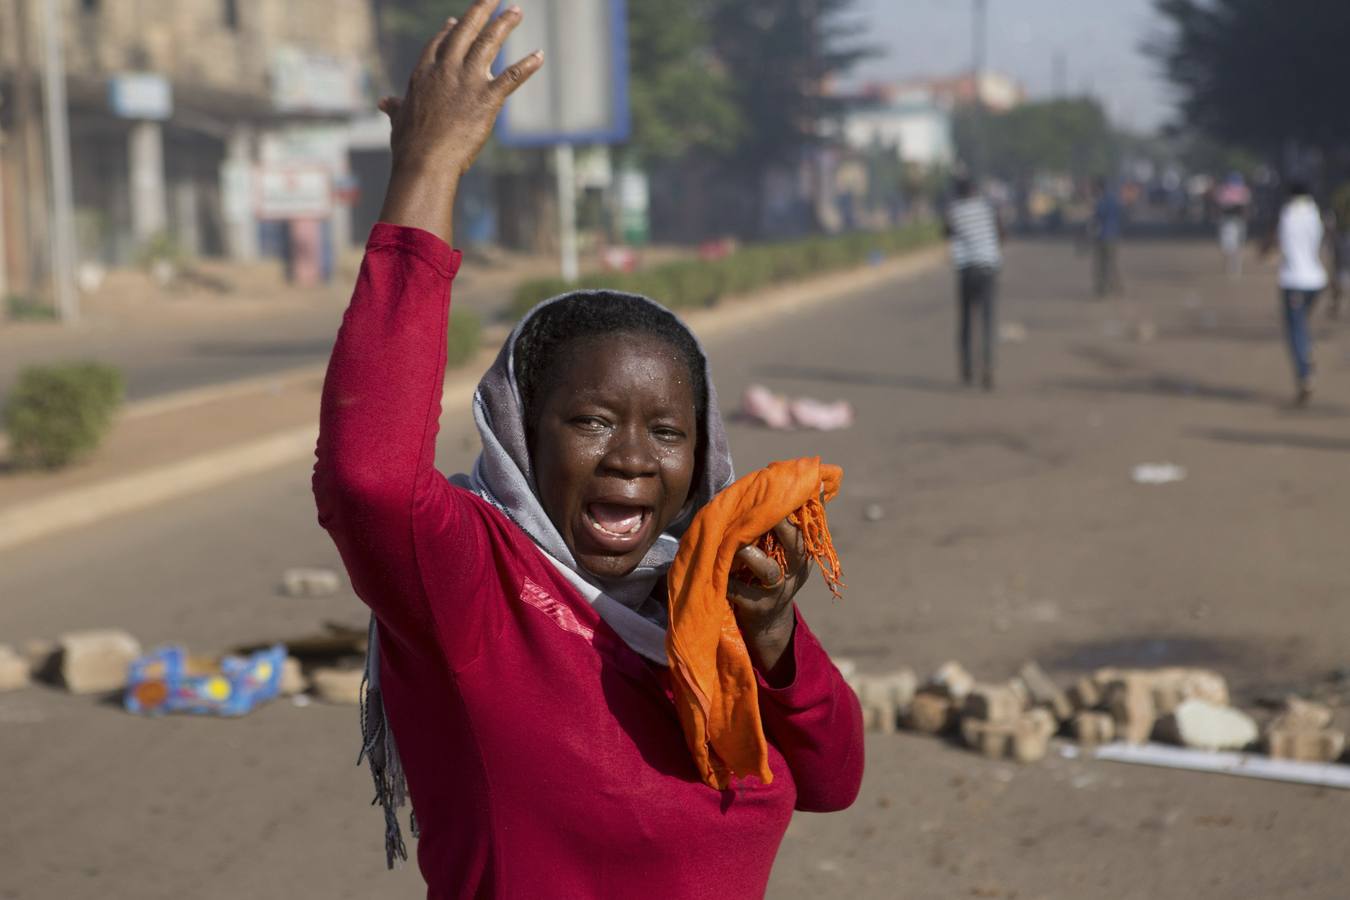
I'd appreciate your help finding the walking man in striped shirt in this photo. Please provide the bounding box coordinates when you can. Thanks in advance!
[945,176,1004,390]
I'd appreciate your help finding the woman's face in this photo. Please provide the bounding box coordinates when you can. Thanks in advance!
[531,332,699,580]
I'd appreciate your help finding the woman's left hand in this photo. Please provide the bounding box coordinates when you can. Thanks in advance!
[730,518,811,677]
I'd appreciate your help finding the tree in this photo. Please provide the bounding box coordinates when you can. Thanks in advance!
[1149,0,1350,158]
[709,0,874,171]
[375,1,741,166]
[953,98,1118,183]
[624,0,741,164]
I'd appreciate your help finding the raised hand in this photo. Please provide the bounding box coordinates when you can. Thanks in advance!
[378,2,544,244]
[729,518,812,679]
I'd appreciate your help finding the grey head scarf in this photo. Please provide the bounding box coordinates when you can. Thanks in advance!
[360,290,734,867]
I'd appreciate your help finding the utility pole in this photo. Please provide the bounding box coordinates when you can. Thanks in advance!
[971,0,988,180]
[38,0,78,323]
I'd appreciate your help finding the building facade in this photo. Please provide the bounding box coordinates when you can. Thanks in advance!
[0,0,386,296]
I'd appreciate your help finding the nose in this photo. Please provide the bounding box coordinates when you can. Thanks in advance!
[598,424,658,479]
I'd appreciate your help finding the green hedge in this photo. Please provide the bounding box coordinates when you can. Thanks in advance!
[5,294,59,322]
[3,362,125,470]
[446,308,482,368]
[508,221,942,321]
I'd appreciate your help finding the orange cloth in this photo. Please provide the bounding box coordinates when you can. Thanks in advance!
[666,457,844,789]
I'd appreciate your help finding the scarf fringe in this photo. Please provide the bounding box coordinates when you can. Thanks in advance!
[359,617,412,869]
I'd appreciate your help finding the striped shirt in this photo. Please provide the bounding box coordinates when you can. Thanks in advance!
[947,196,1002,270]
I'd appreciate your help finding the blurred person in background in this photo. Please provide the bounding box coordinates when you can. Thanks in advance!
[1263,181,1327,406]
[945,175,1004,390]
[1327,181,1350,318]
[1089,177,1124,298]
[1215,172,1252,280]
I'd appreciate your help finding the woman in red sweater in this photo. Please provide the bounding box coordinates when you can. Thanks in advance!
[313,4,864,897]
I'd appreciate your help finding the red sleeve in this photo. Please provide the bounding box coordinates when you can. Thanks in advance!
[755,609,865,812]
[312,223,492,665]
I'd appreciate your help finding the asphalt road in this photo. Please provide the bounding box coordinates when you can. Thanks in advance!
[3,239,1349,899]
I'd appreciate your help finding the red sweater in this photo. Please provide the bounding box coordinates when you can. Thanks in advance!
[313,224,864,899]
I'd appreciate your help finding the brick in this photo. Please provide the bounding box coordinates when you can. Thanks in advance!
[1012,713,1053,763]
[281,567,342,597]
[279,656,307,696]
[930,660,975,702]
[0,645,30,692]
[57,630,142,694]
[857,677,899,734]
[963,683,1024,724]
[907,690,954,734]
[1018,661,1073,721]
[1069,676,1101,711]
[1073,711,1116,746]
[1266,728,1345,763]
[961,717,1013,759]
[310,667,364,705]
[1107,675,1157,744]
[1269,696,1333,733]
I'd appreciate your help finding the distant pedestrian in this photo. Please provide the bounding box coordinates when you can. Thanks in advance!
[1265,181,1327,405]
[945,175,1003,390]
[1089,177,1124,297]
[1215,173,1251,280]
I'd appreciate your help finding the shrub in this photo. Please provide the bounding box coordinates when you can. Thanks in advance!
[446,309,482,368]
[5,294,59,322]
[3,362,125,469]
[506,221,941,321]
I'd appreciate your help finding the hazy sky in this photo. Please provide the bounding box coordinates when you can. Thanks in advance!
[849,0,1175,132]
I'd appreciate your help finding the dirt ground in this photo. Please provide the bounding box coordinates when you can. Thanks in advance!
[2,237,1348,899]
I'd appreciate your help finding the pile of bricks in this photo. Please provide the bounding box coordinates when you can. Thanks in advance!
[844,659,1348,766]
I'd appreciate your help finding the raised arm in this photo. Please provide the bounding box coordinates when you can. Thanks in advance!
[312,2,542,649]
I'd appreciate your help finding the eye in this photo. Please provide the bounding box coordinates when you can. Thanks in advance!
[571,416,609,433]
[653,425,687,443]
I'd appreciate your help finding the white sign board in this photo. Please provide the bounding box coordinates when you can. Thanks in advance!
[109,73,172,120]
[255,167,332,220]
[498,0,629,146]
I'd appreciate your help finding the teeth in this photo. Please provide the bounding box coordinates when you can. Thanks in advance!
[589,510,644,537]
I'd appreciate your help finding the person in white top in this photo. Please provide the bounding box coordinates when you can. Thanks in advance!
[945,175,1004,390]
[1266,181,1328,405]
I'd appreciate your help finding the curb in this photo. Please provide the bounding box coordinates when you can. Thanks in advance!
[0,246,945,552]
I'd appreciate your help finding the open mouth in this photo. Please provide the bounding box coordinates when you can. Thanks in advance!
[582,502,654,551]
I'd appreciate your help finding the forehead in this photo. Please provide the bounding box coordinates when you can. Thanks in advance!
[546,331,695,406]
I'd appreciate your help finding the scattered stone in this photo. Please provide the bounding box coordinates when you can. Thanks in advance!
[1266,728,1346,763]
[1268,696,1333,733]
[1150,668,1230,713]
[833,657,858,680]
[279,656,307,696]
[1012,711,1054,763]
[1069,676,1102,711]
[930,661,975,702]
[999,321,1028,343]
[907,689,955,734]
[1073,711,1116,746]
[1131,320,1157,344]
[0,645,30,692]
[862,503,886,523]
[1019,661,1073,721]
[963,683,1024,724]
[280,568,342,598]
[858,679,899,734]
[21,639,58,680]
[310,667,364,705]
[963,718,1014,759]
[1163,699,1258,751]
[57,630,142,694]
[1106,674,1157,744]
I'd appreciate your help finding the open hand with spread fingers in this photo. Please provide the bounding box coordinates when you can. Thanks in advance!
[378,2,544,244]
